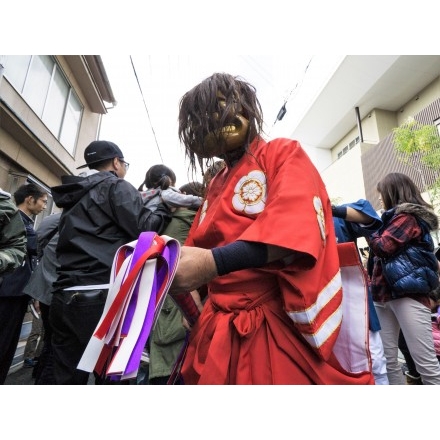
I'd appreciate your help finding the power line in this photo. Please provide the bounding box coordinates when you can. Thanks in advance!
[272,56,314,127]
[129,55,164,162]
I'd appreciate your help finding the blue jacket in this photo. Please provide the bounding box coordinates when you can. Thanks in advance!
[332,199,382,331]
[333,199,382,244]
[372,204,439,300]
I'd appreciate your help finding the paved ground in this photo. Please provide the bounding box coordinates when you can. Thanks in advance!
[4,364,35,385]
[4,363,127,385]
[4,365,98,385]
[5,352,408,385]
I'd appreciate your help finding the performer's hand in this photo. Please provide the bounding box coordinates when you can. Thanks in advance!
[170,246,218,293]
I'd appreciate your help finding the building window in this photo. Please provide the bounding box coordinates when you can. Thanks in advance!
[337,135,361,160]
[3,55,83,154]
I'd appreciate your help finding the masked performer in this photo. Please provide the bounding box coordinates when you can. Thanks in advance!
[170,73,374,385]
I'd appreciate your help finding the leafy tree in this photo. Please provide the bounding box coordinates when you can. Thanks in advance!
[392,117,440,170]
[392,117,440,244]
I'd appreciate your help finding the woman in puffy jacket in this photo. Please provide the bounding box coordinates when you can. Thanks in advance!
[369,172,440,385]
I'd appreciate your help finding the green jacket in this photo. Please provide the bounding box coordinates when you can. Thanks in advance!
[0,190,27,275]
[148,208,196,380]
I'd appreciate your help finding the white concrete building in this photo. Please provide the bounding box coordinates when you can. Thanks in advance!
[287,55,440,208]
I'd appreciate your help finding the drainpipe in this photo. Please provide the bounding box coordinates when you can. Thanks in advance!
[355,106,364,142]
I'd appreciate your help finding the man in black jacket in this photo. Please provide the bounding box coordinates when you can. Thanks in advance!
[50,140,172,384]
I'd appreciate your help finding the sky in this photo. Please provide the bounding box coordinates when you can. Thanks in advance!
[98,55,344,188]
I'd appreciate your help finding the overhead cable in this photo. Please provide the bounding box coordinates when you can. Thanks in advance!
[272,56,314,127]
[129,55,164,162]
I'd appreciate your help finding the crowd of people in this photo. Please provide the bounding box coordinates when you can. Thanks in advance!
[1,72,440,385]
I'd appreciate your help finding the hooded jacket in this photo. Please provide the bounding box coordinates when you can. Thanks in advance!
[332,199,383,332]
[369,203,439,303]
[0,209,38,297]
[51,171,172,289]
[0,190,27,276]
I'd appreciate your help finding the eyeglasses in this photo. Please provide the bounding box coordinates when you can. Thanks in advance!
[119,159,130,170]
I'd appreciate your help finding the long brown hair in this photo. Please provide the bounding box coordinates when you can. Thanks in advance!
[178,73,264,176]
[377,172,432,210]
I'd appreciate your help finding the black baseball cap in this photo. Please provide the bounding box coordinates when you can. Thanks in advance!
[76,140,124,169]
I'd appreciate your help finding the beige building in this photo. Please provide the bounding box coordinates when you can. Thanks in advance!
[290,55,440,213]
[0,55,116,374]
[0,55,116,227]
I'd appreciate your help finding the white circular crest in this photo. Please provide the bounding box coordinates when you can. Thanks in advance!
[232,170,267,215]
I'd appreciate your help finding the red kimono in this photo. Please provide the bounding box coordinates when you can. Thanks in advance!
[181,137,374,384]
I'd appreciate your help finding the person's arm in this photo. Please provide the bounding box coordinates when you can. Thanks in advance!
[345,206,376,224]
[170,241,295,294]
[369,213,419,258]
[332,205,375,225]
[0,208,27,274]
[161,188,202,210]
